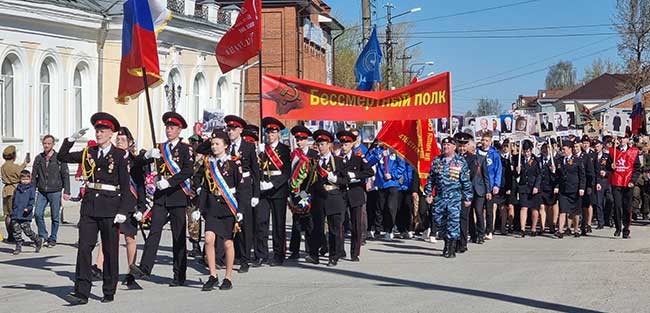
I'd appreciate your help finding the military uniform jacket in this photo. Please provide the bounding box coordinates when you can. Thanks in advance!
[311,155,348,215]
[577,151,596,193]
[555,155,586,194]
[339,152,375,208]
[594,152,613,188]
[498,154,515,196]
[142,139,195,207]
[259,142,291,199]
[424,153,473,204]
[126,151,146,212]
[513,156,540,194]
[538,155,557,192]
[461,152,490,197]
[196,156,241,218]
[233,139,261,198]
[58,139,130,218]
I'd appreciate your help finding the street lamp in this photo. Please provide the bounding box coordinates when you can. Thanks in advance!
[165,83,182,112]
[408,61,434,81]
[385,4,421,89]
[398,41,422,86]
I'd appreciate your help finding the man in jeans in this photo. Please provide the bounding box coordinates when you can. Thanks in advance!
[33,135,70,247]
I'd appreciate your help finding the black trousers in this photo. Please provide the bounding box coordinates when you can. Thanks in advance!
[396,191,414,233]
[309,206,343,261]
[612,186,633,234]
[139,205,187,281]
[289,213,313,254]
[593,184,612,227]
[378,187,400,233]
[485,197,496,234]
[469,196,486,240]
[235,181,253,264]
[459,203,470,248]
[256,197,287,261]
[349,204,363,257]
[366,190,379,232]
[75,215,119,298]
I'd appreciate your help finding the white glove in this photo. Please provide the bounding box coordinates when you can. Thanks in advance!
[327,172,337,184]
[236,213,244,222]
[133,211,143,222]
[348,172,356,179]
[191,210,201,222]
[260,181,273,191]
[145,148,161,159]
[113,214,127,224]
[251,197,259,207]
[196,187,202,195]
[69,128,89,142]
[156,179,170,190]
[258,143,266,154]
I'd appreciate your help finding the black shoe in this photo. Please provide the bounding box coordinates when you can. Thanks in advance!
[288,252,300,260]
[520,231,526,238]
[445,240,457,259]
[574,232,581,238]
[457,245,467,254]
[188,242,201,258]
[477,238,484,244]
[327,259,338,267]
[5,236,16,244]
[46,240,56,248]
[442,239,449,257]
[34,237,43,253]
[581,229,588,236]
[643,214,649,220]
[252,258,265,268]
[101,295,114,303]
[238,263,249,273]
[91,264,103,281]
[305,255,319,264]
[269,258,284,267]
[350,256,360,262]
[530,231,537,237]
[319,248,327,257]
[219,278,233,290]
[169,278,185,287]
[596,225,604,230]
[614,230,621,237]
[65,292,88,305]
[587,225,593,233]
[202,275,219,291]
[122,274,136,286]
[623,232,630,239]
[554,231,563,239]
[129,264,149,279]
[13,245,21,255]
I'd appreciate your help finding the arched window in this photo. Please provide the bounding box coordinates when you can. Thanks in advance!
[73,66,83,130]
[166,68,182,112]
[216,77,227,109]
[40,59,54,134]
[193,73,206,120]
[1,57,14,137]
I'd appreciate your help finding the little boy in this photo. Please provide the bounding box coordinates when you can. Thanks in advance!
[11,170,42,255]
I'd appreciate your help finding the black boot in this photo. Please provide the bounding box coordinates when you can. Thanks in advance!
[188,241,201,258]
[446,240,457,258]
[442,239,449,257]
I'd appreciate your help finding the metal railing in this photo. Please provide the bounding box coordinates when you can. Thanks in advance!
[167,0,185,14]
[217,9,231,26]
[194,3,208,20]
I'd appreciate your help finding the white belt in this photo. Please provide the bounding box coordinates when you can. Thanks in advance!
[242,172,251,178]
[86,182,119,192]
[265,170,282,176]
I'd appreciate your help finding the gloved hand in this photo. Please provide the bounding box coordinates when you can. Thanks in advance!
[113,214,127,224]
[251,197,259,207]
[327,172,337,184]
[156,179,170,190]
[347,172,356,179]
[69,128,89,142]
[236,213,244,222]
[260,181,273,191]
[133,211,143,222]
[258,143,266,154]
[191,210,201,222]
[145,148,161,159]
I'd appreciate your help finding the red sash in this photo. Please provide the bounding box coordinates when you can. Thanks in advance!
[265,144,284,170]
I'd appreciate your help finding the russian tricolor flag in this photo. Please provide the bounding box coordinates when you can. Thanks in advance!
[117,0,169,103]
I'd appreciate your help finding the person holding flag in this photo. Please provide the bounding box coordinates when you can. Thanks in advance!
[354,27,383,91]
[194,130,241,291]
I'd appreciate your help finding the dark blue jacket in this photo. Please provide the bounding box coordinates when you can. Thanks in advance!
[12,183,35,221]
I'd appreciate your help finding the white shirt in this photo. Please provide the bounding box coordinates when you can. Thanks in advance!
[210,154,230,166]
[231,138,242,153]
[343,151,353,161]
[98,144,111,158]
[319,153,332,166]
[167,138,180,150]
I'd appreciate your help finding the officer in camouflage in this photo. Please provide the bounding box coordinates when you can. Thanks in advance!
[424,137,473,259]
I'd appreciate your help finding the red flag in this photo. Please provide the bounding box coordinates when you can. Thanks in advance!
[216,0,262,74]
[376,119,440,190]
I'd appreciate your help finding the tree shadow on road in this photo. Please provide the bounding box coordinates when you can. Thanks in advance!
[368,248,442,257]
[0,255,75,282]
[295,263,604,313]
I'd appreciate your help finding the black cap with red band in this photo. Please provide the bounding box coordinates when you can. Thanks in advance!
[224,115,247,129]
[262,117,285,132]
[291,125,312,140]
[91,112,120,132]
[336,130,356,143]
[313,129,334,143]
[162,111,187,129]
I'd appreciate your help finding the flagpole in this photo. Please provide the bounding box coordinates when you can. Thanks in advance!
[141,67,157,146]
[258,51,263,140]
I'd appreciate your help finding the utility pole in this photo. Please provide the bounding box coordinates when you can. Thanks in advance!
[397,41,422,87]
[384,3,394,89]
[362,0,372,45]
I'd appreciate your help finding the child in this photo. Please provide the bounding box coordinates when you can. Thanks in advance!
[11,170,42,255]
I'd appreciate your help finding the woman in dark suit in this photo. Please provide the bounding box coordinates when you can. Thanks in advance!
[555,141,586,238]
[513,140,540,237]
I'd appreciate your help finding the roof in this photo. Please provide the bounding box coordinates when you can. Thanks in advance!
[26,0,122,15]
[558,73,629,101]
[592,83,650,113]
[537,87,577,100]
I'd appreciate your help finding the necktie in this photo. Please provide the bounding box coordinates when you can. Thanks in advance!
[344,155,349,163]
[230,144,236,156]
[168,142,173,151]
[218,159,223,168]
[564,157,568,165]
[99,150,104,159]
[321,157,327,167]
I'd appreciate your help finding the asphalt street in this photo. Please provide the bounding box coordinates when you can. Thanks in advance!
[1,205,649,313]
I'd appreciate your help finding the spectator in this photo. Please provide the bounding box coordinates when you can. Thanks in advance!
[11,170,42,255]
[2,145,28,242]
[33,135,70,248]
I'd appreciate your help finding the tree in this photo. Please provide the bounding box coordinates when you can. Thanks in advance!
[583,58,621,82]
[614,0,650,92]
[474,98,503,116]
[545,60,576,90]
[464,110,477,118]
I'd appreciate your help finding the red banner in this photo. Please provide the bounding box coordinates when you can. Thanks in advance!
[261,73,450,121]
[376,119,440,190]
[216,0,262,74]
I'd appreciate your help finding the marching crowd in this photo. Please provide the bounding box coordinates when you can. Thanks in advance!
[0,110,646,306]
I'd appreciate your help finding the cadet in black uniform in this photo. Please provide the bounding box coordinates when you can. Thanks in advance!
[194,130,241,291]
[305,130,348,266]
[592,139,612,229]
[256,117,291,267]
[59,112,131,305]
[224,115,260,273]
[578,135,597,235]
[288,125,318,260]
[555,140,585,238]
[513,140,540,237]
[538,143,558,235]
[130,112,194,287]
[337,130,374,261]
[495,140,516,235]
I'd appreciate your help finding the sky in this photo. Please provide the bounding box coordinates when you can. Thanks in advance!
[327,0,620,115]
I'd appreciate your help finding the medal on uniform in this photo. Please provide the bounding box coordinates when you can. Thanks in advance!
[568,159,573,166]
[108,155,114,174]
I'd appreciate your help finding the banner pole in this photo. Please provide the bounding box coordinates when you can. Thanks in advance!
[258,51,263,140]
[141,66,157,147]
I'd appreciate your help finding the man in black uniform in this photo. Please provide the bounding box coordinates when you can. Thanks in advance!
[577,135,596,235]
[58,112,131,305]
[337,130,374,261]
[288,125,318,260]
[224,115,260,273]
[255,117,291,267]
[455,133,490,250]
[130,112,194,287]
[592,139,612,229]
[305,130,348,266]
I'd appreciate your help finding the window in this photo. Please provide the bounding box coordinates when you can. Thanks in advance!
[193,73,206,121]
[40,59,53,134]
[1,58,14,137]
[216,77,227,109]
[73,66,82,130]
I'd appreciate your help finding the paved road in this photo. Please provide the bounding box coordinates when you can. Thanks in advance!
[1,205,649,313]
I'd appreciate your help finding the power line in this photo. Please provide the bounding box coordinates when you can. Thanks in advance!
[381,32,618,39]
[406,23,616,34]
